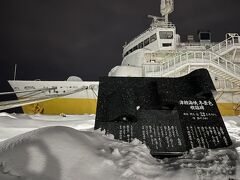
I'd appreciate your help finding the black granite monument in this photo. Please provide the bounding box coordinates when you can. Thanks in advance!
[94,69,232,158]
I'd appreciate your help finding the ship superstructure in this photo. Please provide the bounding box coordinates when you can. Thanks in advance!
[109,0,240,115]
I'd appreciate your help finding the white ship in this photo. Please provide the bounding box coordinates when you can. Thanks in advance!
[4,0,240,116]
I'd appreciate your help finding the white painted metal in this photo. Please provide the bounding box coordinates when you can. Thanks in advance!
[210,36,240,56]
[143,37,240,89]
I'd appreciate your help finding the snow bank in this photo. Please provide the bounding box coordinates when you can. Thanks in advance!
[0,127,117,179]
[0,126,155,180]
[0,113,95,141]
[0,113,239,180]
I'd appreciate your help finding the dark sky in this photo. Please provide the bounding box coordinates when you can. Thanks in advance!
[0,0,240,90]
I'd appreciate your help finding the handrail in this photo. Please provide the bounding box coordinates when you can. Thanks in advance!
[143,35,240,77]
[151,35,240,64]
[143,51,240,79]
[209,36,240,53]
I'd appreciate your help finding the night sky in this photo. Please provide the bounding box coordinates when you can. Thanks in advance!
[0,0,240,92]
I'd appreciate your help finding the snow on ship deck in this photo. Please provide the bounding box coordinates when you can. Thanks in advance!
[0,112,239,180]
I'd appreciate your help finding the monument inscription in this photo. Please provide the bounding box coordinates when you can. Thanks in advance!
[94,69,232,158]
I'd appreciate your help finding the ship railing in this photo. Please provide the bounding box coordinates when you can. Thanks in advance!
[142,51,240,81]
[214,79,236,89]
[209,36,240,54]
[152,35,240,66]
[178,42,217,51]
[151,21,175,28]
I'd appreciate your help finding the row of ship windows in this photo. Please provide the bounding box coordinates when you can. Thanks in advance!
[123,33,157,57]
[123,31,173,57]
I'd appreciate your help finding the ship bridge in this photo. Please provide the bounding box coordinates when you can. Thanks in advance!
[122,15,178,67]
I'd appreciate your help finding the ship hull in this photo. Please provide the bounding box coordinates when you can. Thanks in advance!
[8,80,98,115]
[217,103,239,116]
[21,98,97,115]
[8,80,240,116]
[17,98,240,116]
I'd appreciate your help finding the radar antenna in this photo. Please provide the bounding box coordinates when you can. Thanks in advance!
[147,15,164,22]
[147,15,165,28]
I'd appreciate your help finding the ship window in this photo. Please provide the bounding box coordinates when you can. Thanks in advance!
[199,32,210,40]
[150,34,157,43]
[144,38,150,46]
[162,43,172,47]
[138,42,144,49]
[124,51,130,57]
[159,31,173,39]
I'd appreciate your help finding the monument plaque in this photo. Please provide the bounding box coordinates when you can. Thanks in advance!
[94,69,232,158]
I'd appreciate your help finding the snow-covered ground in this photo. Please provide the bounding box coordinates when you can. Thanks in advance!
[0,112,239,180]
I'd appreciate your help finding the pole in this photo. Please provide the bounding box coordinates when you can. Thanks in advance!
[165,14,168,23]
[14,64,17,81]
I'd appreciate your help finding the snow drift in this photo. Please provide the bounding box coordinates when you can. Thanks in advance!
[0,113,239,180]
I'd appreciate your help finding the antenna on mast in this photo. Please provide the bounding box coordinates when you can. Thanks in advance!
[160,0,174,23]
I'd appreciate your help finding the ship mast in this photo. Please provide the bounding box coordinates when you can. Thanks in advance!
[160,0,174,23]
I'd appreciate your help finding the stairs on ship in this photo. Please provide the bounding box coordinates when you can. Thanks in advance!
[143,51,240,85]
[142,35,240,115]
[210,35,240,56]
[142,35,240,87]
